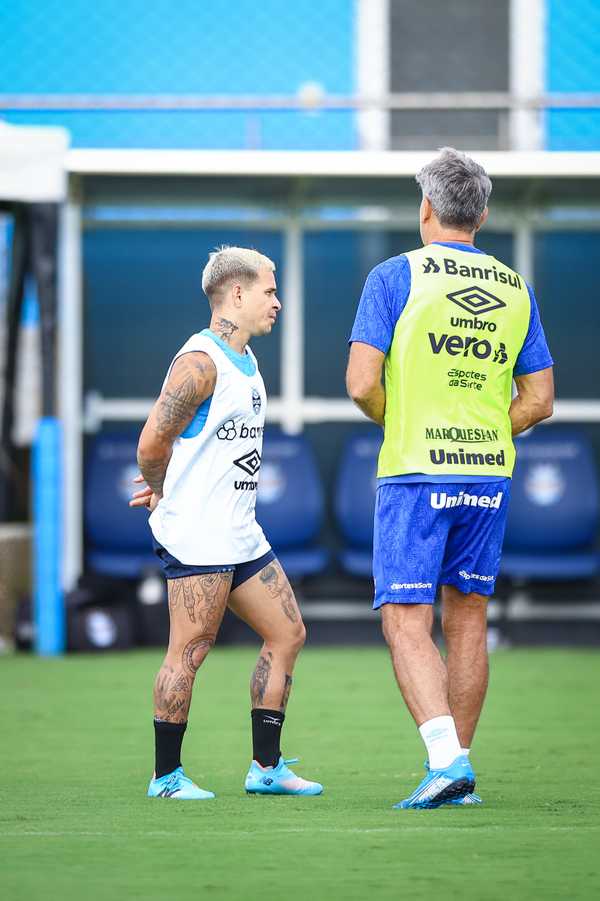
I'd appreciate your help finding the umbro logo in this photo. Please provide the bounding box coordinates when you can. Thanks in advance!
[446,286,506,317]
[233,448,261,476]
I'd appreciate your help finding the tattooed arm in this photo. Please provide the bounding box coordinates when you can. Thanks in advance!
[136,351,217,501]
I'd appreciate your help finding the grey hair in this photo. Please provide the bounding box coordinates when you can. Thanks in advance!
[201,245,275,302]
[415,147,492,231]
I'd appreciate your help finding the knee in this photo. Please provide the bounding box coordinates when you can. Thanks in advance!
[273,619,306,656]
[288,619,307,654]
[442,592,488,642]
[168,631,216,674]
[381,604,432,649]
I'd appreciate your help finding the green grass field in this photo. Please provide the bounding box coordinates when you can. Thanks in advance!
[2,646,599,901]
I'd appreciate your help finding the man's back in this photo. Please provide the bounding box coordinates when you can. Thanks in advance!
[378,242,530,479]
[350,240,553,481]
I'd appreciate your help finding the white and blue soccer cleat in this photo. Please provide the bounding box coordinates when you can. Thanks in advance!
[394,755,475,809]
[245,756,323,796]
[147,766,215,800]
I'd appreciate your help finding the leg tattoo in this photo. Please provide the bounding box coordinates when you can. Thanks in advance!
[168,573,226,625]
[251,652,273,706]
[182,635,215,675]
[154,663,192,723]
[279,674,293,711]
[259,563,299,624]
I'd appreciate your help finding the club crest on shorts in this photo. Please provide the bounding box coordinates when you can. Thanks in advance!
[252,389,261,415]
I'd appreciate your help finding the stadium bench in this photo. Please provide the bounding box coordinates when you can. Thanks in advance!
[256,429,328,579]
[85,431,157,578]
[501,427,600,580]
[334,429,381,578]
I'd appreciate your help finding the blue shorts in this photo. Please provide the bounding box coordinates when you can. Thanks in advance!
[373,480,511,607]
[152,538,276,591]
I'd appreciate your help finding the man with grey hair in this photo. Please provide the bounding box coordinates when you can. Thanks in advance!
[347,148,554,809]
[130,246,322,800]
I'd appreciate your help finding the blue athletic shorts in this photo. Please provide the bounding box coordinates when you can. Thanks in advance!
[373,480,511,608]
[152,538,276,591]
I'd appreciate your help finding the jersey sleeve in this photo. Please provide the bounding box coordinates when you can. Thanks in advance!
[349,256,411,354]
[513,284,554,376]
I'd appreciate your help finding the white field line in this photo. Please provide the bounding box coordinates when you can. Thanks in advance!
[0,825,597,838]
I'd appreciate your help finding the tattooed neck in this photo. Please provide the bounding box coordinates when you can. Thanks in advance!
[214,317,240,344]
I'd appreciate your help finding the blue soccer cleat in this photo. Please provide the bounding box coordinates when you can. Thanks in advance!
[245,756,323,796]
[394,755,475,809]
[147,766,215,800]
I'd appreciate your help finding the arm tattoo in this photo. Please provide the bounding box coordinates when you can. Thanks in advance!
[138,456,170,497]
[154,357,214,438]
[259,563,299,624]
[251,652,272,706]
[215,317,239,343]
[137,353,215,496]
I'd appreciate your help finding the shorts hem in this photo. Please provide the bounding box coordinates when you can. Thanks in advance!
[231,549,276,591]
[441,578,495,598]
[374,594,436,608]
[165,565,235,580]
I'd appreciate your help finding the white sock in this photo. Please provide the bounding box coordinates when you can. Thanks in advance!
[461,747,470,756]
[418,715,462,769]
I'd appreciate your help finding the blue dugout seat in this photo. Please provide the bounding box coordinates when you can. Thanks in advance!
[334,429,381,578]
[501,428,600,580]
[85,432,157,578]
[256,430,328,579]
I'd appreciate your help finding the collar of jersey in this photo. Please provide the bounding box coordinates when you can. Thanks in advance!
[432,241,485,254]
[200,329,256,376]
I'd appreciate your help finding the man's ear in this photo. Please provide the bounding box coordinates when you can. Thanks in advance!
[475,207,489,232]
[232,282,243,307]
[420,195,433,226]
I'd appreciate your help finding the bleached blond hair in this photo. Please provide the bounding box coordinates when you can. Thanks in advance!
[201,246,275,304]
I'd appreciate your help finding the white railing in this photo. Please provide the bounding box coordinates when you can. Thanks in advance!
[83,394,600,434]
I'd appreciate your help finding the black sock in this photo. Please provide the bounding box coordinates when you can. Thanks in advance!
[251,708,285,768]
[154,719,187,778]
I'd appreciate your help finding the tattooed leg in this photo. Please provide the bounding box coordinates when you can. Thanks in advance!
[229,559,306,713]
[153,572,232,723]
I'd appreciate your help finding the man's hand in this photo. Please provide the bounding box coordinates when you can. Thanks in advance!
[129,473,161,512]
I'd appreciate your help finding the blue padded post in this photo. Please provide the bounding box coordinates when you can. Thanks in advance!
[33,417,65,655]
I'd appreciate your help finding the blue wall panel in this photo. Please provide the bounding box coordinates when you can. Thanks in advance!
[0,0,356,149]
[546,0,600,150]
[83,228,283,398]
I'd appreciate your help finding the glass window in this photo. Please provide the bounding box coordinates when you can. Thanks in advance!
[389,0,509,150]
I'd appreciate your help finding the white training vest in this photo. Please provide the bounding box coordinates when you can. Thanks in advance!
[149,332,271,565]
